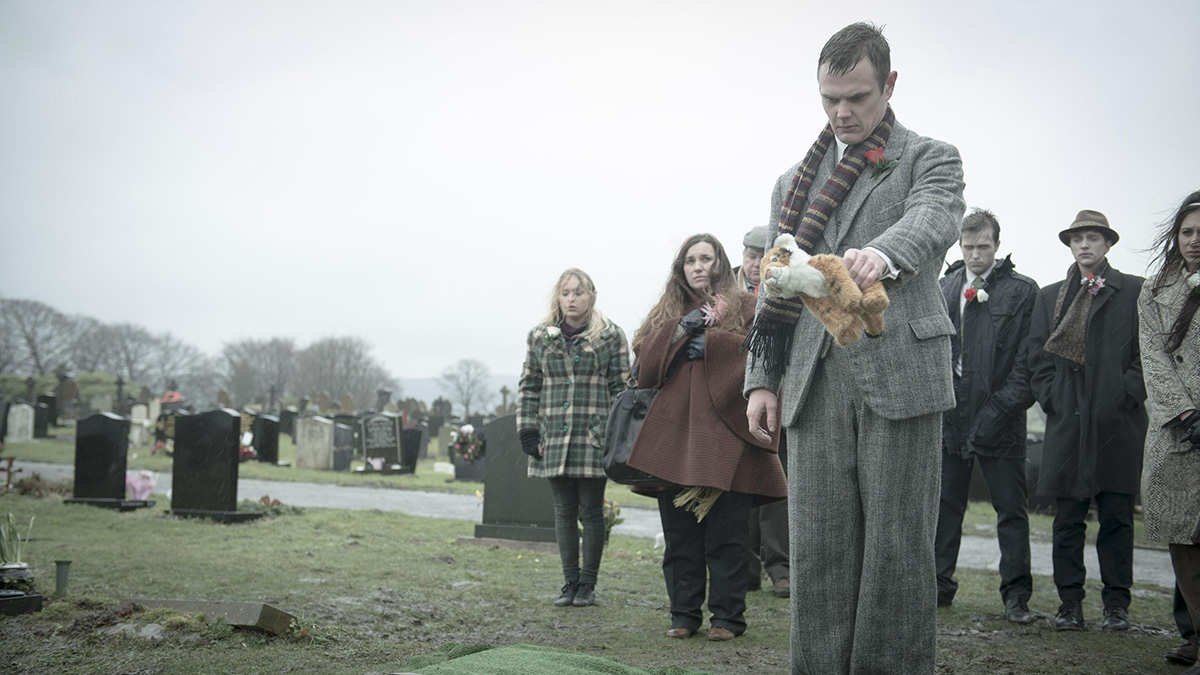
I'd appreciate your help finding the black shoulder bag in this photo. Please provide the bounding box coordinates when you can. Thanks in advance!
[602,353,684,488]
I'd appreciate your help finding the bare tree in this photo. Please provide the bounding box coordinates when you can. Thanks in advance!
[70,316,112,373]
[292,336,399,412]
[221,337,297,407]
[148,332,210,395]
[0,299,19,375]
[1,298,76,375]
[102,323,156,384]
[439,359,494,416]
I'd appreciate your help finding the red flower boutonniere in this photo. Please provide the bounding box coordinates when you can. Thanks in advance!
[865,147,898,178]
[1081,273,1106,297]
[964,287,988,303]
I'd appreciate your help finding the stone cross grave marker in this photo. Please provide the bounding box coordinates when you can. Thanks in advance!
[6,404,34,443]
[474,414,556,542]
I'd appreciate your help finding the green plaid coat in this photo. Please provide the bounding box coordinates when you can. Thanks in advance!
[517,320,630,479]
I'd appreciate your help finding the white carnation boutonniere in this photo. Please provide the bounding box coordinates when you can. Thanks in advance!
[975,288,989,303]
[543,325,562,344]
[1187,272,1200,290]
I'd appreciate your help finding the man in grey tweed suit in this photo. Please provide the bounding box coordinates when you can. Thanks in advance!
[745,23,965,674]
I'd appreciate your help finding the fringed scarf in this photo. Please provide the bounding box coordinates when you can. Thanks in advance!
[742,106,897,375]
[1044,260,1110,365]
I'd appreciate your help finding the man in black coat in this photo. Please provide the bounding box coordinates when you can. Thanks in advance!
[1026,210,1148,632]
[935,209,1039,623]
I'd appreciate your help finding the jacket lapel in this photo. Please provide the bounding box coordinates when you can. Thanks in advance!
[831,123,911,252]
[1088,265,1122,322]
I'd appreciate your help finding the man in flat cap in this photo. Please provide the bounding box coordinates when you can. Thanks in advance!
[734,225,768,293]
[1026,209,1148,631]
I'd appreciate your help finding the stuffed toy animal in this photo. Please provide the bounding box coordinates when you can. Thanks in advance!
[759,233,889,346]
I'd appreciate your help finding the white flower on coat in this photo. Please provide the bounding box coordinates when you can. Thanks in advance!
[545,326,562,338]
[975,288,989,303]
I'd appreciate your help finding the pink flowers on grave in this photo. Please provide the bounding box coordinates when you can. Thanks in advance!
[126,471,155,501]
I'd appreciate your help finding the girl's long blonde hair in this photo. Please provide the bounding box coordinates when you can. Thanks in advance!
[540,268,614,344]
[632,233,747,352]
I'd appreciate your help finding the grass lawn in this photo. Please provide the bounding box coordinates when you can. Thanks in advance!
[0,482,1188,675]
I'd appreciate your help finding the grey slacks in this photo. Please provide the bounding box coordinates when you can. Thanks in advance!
[788,347,942,675]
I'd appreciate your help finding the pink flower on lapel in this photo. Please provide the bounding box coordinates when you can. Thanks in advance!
[864,146,898,178]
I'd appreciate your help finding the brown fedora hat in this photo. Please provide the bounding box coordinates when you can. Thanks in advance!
[1058,209,1119,246]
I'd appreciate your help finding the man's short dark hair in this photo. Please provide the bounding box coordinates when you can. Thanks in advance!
[961,208,1000,243]
[818,22,890,91]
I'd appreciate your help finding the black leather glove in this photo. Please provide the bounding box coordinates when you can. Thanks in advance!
[684,332,706,361]
[1181,410,1200,450]
[518,428,541,457]
[679,308,706,335]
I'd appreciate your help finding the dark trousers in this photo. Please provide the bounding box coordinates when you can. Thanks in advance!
[657,489,752,634]
[749,434,789,584]
[1176,583,1196,639]
[547,476,607,585]
[1172,545,1200,642]
[1052,492,1134,608]
[935,451,1032,603]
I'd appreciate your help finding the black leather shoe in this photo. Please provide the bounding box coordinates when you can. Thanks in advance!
[571,582,595,607]
[1100,606,1129,631]
[1166,637,1199,666]
[1004,596,1035,624]
[554,581,578,607]
[1054,600,1084,631]
[937,591,954,608]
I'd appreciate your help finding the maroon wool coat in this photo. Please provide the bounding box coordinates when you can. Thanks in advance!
[628,296,787,501]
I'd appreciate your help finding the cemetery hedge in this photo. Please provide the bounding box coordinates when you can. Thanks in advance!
[0,490,1189,675]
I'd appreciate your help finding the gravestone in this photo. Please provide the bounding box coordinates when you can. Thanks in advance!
[279,408,297,438]
[295,416,334,470]
[340,393,354,415]
[64,412,154,510]
[0,398,9,444]
[169,409,260,522]
[33,403,49,438]
[217,390,232,408]
[6,404,33,444]
[474,414,555,542]
[428,415,445,433]
[37,393,58,427]
[436,425,452,460]
[129,404,149,447]
[317,393,330,415]
[357,412,406,473]
[252,414,284,465]
[406,425,430,461]
[148,399,162,427]
[333,414,358,457]
[90,394,113,414]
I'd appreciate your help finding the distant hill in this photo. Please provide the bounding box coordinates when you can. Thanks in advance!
[398,375,520,416]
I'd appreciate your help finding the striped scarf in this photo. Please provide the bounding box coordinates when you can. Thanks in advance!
[743,106,897,375]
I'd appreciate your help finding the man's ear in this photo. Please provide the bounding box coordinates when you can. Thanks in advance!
[883,71,898,100]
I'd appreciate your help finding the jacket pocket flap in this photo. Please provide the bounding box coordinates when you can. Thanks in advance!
[909,314,956,340]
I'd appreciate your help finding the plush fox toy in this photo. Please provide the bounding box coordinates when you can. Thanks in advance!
[759,233,890,346]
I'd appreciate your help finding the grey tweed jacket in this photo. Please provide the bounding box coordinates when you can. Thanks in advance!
[744,121,966,424]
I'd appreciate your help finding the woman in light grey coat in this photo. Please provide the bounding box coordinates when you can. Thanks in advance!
[1139,190,1200,674]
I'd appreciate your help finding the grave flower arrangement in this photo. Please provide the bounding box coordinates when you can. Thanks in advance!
[450,424,485,462]
[0,513,35,592]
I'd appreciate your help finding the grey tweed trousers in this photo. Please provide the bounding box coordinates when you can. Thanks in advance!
[788,345,941,674]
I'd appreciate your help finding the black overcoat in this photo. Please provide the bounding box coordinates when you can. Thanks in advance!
[1026,265,1148,499]
[941,255,1039,459]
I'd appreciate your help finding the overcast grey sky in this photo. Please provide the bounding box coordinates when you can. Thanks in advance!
[2,0,1198,381]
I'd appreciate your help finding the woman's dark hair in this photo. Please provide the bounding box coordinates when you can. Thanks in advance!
[1149,190,1200,352]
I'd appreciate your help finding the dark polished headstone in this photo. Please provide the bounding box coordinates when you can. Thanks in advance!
[0,398,9,443]
[357,412,408,474]
[474,414,555,543]
[402,427,423,468]
[64,412,153,511]
[407,425,430,461]
[428,415,444,432]
[333,414,358,456]
[252,414,284,465]
[279,408,297,438]
[37,393,58,427]
[170,408,260,522]
[32,403,49,438]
